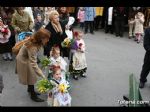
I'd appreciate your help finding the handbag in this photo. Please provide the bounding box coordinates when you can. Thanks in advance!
[12,37,30,55]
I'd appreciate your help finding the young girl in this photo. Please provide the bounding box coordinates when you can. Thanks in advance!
[47,65,71,106]
[0,17,12,61]
[49,45,67,80]
[134,12,145,43]
[77,7,85,29]
[72,31,87,80]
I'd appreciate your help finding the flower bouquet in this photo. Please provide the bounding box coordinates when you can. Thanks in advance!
[36,78,53,93]
[40,57,51,68]
[0,25,9,36]
[61,38,74,48]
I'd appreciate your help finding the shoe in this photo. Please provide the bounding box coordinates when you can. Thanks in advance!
[3,57,8,61]
[27,85,40,95]
[2,53,8,61]
[128,36,132,39]
[137,41,140,44]
[30,94,44,102]
[90,32,94,34]
[73,75,78,80]
[84,32,87,34]
[81,73,87,78]
[139,82,145,88]
[116,35,119,37]
[8,58,13,61]
[7,53,13,61]
[120,35,123,37]
[27,89,40,95]
[134,38,138,41]
[105,31,108,33]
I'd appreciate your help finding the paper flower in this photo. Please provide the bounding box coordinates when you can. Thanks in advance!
[58,83,68,93]
[73,31,79,37]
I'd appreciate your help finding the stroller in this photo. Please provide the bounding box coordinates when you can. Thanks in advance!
[18,32,33,41]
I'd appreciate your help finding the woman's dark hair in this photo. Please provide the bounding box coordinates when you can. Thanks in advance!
[57,7,69,16]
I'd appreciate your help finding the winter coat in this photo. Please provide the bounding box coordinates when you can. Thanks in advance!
[72,39,87,70]
[84,7,96,21]
[134,15,145,34]
[44,21,67,57]
[16,44,44,85]
[105,7,114,25]
[12,11,34,32]
[113,7,127,21]
[34,21,44,32]
[95,7,104,16]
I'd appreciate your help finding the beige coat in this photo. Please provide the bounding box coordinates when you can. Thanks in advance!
[12,11,34,32]
[16,44,44,85]
[134,15,145,34]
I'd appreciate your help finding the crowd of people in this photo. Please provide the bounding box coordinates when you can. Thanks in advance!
[0,7,150,106]
[0,7,150,61]
[0,7,88,106]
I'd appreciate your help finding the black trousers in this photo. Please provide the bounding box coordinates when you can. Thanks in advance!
[115,20,124,36]
[105,24,114,34]
[84,21,94,33]
[140,52,150,83]
[94,16,102,30]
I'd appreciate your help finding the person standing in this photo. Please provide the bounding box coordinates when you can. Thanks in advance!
[134,12,145,43]
[11,7,34,42]
[94,7,104,30]
[113,7,127,37]
[139,27,150,88]
[0,17,12,61]
[105,7,114,34]
[84,7,96,34]
[44,10,67,57]
[77,7,85,29]
[16,28,51,102]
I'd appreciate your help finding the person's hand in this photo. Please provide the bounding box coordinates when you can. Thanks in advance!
[77,48,81,52]
[65,25,70,30]
[15,27,21,32]
[42,74,46,79]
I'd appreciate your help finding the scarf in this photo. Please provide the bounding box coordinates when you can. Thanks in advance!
[108,7,113,25]
[51,21,63,34]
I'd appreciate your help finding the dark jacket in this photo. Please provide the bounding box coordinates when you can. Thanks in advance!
[144,27,150,52]
[34,21,44,32]
[44,21,67,57]
[113,7,127,21]
[0,74,4,93]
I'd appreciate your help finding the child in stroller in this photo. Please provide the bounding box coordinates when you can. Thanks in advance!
[47,64,71,106]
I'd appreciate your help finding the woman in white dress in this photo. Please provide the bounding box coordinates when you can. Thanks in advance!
[72,31,87,80]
